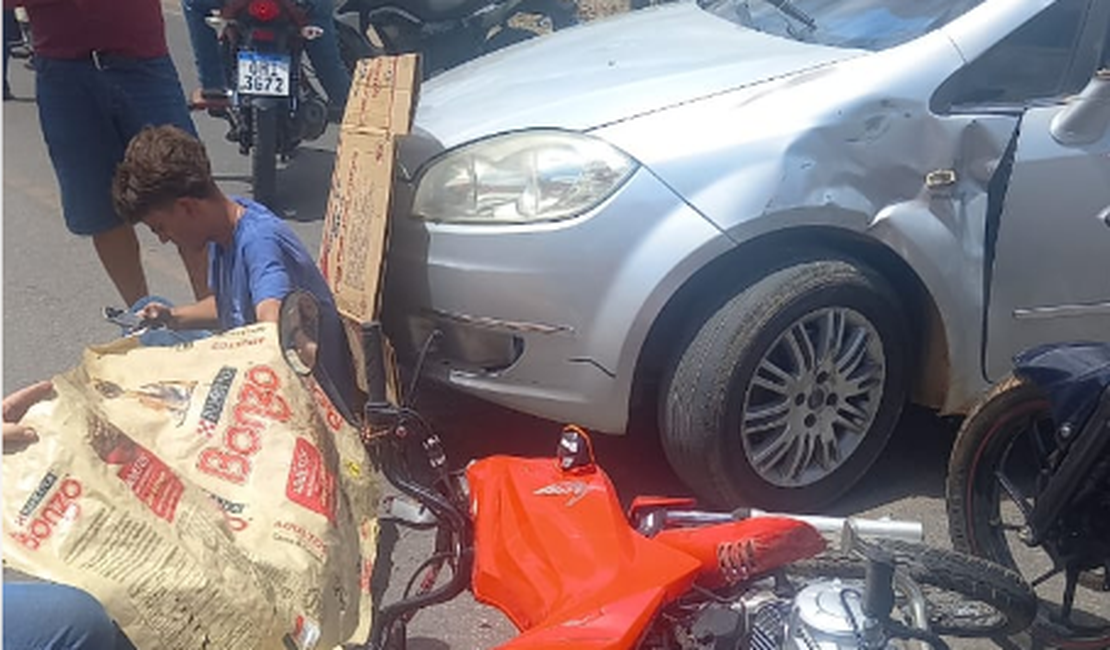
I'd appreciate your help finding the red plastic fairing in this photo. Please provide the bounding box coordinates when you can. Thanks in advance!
[654,518,826,589]
[466,456,702,649]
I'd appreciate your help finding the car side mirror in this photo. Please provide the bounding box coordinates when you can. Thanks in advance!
[278,289,321,376]
[1050,69,1110,146]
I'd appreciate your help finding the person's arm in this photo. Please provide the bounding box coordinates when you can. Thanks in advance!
[254,298,281,323]
[140,296,220,330]
[3,381,53,453]
[170,296,220,329]
[243,231,294,324]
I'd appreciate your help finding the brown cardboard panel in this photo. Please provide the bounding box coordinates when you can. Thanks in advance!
[320,54,420,325]
[342,54,420,133]
[320,54,420,396]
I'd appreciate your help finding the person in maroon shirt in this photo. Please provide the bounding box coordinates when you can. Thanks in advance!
[7,0,210,307]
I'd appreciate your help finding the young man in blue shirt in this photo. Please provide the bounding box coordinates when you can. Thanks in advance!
[112,125,354,403]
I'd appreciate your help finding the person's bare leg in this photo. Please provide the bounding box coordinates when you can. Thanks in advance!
[93,223,148,306]
[178,245,211,300]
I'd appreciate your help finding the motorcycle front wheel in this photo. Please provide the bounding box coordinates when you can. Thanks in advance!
[789,539,1036,638]
[251,105,278,208]
[946,375,1110,648]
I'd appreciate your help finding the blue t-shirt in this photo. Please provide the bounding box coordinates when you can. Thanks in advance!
[209,197,354,404]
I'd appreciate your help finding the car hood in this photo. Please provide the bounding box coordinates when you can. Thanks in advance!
[413,2,860,149]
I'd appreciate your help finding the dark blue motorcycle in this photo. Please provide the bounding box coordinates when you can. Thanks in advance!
[947,342,1110,648]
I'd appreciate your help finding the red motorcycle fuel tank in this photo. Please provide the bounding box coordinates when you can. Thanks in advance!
[465,427,825,649]
[466,453,701,649]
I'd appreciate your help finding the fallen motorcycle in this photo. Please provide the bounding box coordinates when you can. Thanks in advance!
[947,342,1110,649]
[195,0,374,208]
[337,0,577,79]
[275,292,1037,649]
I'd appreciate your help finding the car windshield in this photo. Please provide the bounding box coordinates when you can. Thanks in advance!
[701,0,985,51]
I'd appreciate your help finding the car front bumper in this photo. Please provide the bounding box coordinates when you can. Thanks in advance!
[383,166,732,433]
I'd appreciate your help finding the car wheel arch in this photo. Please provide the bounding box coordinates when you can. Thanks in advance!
[627,226,950,438]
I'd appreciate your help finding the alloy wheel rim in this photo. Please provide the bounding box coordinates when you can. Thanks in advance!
[739,307,885,488]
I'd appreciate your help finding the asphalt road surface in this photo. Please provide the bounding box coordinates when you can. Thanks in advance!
[1,5,1050,649]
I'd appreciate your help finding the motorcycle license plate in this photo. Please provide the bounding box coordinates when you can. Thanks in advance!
[237,51,291,96]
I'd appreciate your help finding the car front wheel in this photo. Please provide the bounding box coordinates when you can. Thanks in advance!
[661,257,909,511]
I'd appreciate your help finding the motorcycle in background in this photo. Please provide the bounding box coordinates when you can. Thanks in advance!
[948,342,1110,649]
[197,0,374,208]
[336,0,578,79]
[275,291,1037,650]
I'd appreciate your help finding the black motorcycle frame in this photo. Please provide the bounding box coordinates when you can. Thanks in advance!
[1021,385,1110,548]
[209,0,334,204]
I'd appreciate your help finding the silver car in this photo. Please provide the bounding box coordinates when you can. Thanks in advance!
[384,0,1110,509]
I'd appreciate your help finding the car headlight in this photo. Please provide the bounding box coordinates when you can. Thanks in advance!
[412,130,638,225]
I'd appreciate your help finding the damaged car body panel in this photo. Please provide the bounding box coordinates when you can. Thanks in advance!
[384,0,1110,508]
[591,24,1018,413]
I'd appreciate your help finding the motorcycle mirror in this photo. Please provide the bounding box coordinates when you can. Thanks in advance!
[279,290,321,376]
[556,424,597,473]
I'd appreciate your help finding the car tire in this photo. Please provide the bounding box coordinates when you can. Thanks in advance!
[661,257,908,511]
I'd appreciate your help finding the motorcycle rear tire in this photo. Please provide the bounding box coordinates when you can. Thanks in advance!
[251,105,278,209]
[787,539,1036,638]
[947,375,1110,649]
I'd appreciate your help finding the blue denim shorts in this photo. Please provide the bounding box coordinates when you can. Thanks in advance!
[35,54,197,236]
[3,582,136,650]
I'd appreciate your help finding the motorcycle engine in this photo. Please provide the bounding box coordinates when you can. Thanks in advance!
[784,581,891,649]
[670,580,897,650]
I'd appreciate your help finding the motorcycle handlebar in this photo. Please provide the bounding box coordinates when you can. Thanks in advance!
[368,422,473,648]
[662,508,925,545]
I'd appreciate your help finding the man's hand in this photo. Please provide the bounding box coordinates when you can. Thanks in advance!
[160,296,220,330]
[3,381,54,453]
[138,302,176,329]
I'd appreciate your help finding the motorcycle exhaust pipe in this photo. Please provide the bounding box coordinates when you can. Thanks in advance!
[662,508,924,544]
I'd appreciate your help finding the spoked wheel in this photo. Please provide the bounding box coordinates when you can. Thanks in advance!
[947,375,1110,648]
[789,539,1037,638]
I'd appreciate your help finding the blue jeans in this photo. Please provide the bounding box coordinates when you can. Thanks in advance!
[182,0,351,106]
[3,582,136,650]
[35,55,197,236]
[127,296,213,347]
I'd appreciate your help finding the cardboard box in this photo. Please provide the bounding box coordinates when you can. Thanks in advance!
[319,54,419,398]
[319,54,420,324]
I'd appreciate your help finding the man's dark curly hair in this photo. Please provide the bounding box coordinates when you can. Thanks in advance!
[112,125,219,224]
